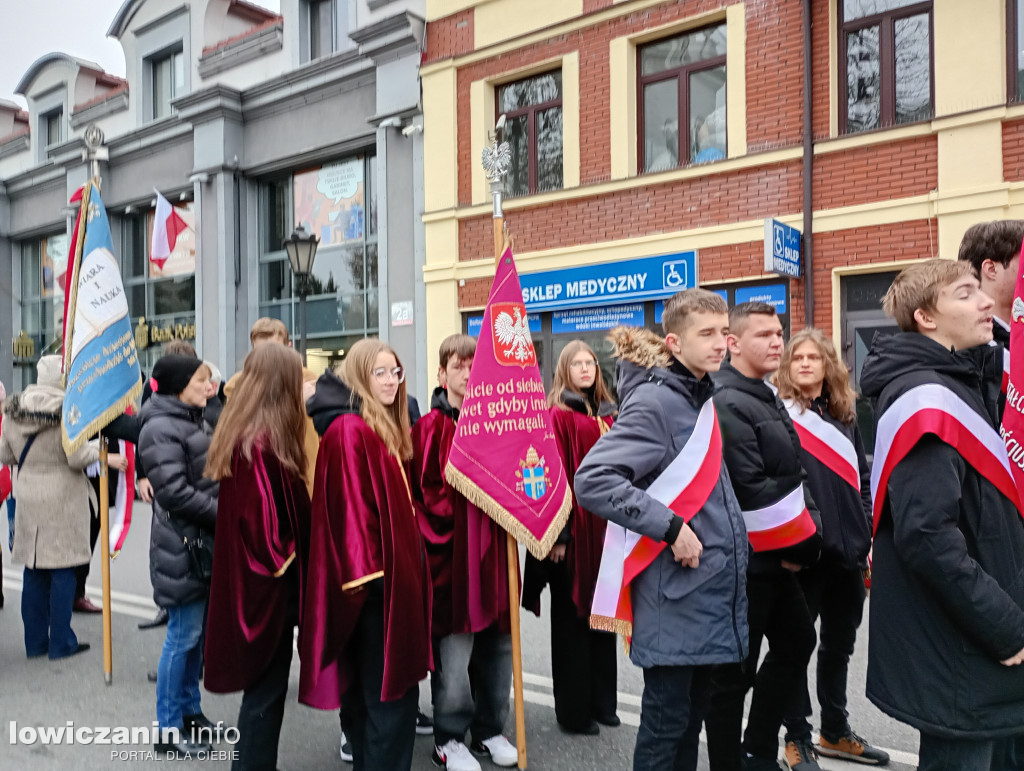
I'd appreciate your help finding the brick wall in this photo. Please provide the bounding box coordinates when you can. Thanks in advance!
[458,160,803,261]
[812,135,937,211]
[1004,118,1024,181]
[424,8,474,64]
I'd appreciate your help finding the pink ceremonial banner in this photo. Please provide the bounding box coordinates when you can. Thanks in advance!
[1002,237,1024,510]
[444,247,572,559]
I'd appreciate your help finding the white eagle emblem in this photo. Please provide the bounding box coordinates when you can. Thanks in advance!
[494,306,534,362]
[1014,296,1024,324]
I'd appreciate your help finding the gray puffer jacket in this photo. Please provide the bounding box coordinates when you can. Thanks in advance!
[139,393,218,607]
[575,327,749,668]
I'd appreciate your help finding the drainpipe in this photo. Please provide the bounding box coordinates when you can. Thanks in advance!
[802,0,815,329]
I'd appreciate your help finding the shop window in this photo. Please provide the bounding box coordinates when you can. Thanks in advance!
[841,0,932,134]
[1009,0,1024,101]
[258,154,378,344]
[498,71,563,197]
[639,23,727,173]
[16,234,69,378]
[150,48,184,120]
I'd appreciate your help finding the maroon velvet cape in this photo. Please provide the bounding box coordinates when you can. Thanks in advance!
[205,446,310,694]
[412,405,511,639]
[523,407,612,618]
[298,414,431,708]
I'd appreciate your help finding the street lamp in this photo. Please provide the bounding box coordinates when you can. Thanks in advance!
[283,225,320,363]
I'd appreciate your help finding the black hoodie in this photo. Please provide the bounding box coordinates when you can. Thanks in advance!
[860,332,1024,738]
[306,370,362,437]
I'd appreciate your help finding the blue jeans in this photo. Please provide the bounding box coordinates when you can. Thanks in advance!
[157,599,207,731]
[634,665,712,771]
[432,625,513,745]
[21,566,78,658]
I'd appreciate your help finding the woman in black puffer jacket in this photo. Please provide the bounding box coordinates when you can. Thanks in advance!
[139,355,221,757]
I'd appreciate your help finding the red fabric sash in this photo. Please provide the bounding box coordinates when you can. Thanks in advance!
[740,484,817,552]
[785,400,860,492]
[590,399,722,639]
[871,383,1024,535]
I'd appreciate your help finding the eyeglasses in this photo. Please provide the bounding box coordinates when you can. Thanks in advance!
[373,366,406,384]
[569,360,597,371]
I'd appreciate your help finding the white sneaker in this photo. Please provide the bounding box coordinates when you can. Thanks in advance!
[339,731,352,763]
[432,739,481,771]
[472,735,518,768]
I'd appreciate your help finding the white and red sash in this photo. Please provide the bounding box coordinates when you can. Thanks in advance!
[870,382,1023,535]
[590,399,723,641]
[86,437,136,556]
[989,329,1010,394]
[741,484,817,552]
[784,400,860,492]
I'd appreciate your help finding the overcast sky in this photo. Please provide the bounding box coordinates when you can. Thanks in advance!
[0,0,280,107]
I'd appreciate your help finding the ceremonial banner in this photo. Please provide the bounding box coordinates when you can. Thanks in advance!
[444,247,572,559]
[62,181,143,453]
[1003,241,1024,503]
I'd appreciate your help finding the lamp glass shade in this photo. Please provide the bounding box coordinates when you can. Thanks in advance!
[284,228,319,277]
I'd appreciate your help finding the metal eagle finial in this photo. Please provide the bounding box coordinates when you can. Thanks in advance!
[482,139,511,183]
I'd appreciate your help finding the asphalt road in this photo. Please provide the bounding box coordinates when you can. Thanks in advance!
[0,504,921,770]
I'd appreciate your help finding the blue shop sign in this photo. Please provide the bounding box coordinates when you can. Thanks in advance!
[763,219,801,278]
[735,283,787,314]
[467,312,542,339]
[552,303,645,334]
[519,251,697,312]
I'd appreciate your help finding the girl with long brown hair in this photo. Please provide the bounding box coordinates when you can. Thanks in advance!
[524,340,619,735]
[203,342,311,770]
[772,328,886,765]
[299,338,431,771]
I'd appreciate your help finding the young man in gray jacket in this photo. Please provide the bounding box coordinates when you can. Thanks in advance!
[576,289,749,771]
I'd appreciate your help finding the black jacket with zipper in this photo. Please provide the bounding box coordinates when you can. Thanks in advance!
[861,332,1024,738]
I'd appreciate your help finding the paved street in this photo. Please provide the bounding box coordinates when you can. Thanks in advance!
[1,504,920,770]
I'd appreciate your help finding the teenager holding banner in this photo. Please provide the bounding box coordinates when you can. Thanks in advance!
[521,341,619,736]
[300,339,431,771]
[575,289,749,771]
[411,333,518,771]
[775,329,888,767]
[859,259,1024,771]
[705,302,822,771]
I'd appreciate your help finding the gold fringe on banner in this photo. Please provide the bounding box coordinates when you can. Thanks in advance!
[589,614,632,654]
[444,462,572,561]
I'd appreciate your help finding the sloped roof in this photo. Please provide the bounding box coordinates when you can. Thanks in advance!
[15,53,105,95]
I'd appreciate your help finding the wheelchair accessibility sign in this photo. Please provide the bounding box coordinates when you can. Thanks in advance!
[763,218,802,278]
[663,260,688,290]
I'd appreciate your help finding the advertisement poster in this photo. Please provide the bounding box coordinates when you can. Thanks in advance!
[293,158,365,247]
[148,202,196,279]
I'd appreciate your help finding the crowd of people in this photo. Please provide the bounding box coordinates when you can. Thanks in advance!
[2,222,1024,771]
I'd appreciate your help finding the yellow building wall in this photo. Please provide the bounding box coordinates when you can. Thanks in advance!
[422,0,1024,354]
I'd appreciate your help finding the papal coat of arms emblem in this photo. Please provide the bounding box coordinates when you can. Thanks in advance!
[491,301,536,368]
[515,446,551,501]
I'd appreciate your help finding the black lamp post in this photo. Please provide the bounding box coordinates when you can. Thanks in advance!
[283,226,320,363]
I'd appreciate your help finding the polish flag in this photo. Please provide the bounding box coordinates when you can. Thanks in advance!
[151,191,188,271]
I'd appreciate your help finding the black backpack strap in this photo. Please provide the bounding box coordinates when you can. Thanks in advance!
[18,433,37,468]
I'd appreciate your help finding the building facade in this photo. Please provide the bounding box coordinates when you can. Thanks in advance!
[0,0,429,402]
[420,0,1024,433]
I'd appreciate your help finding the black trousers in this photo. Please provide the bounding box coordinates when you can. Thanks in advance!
[705,569,816,770]
[339,582,418,771]
[75,477,104,600]
[232,619,297,770]
[548,564,618,731]
[634,665,712,771]
[783,559,865,742]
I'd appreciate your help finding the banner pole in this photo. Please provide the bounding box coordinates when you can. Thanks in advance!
[98,434,113,684]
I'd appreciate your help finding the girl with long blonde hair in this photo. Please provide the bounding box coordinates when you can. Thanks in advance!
[525,340,619,735]
[299,338,430,771]
[772,328,884,765]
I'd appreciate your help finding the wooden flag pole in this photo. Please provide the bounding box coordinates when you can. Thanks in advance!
[494,214,528,769]
[98,435,113,684]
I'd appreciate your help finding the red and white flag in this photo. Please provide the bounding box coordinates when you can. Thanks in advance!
[590,399,723,641]
[874,382,1024,533]
[150,191,188,271]
[784,400,860,492]
[1002,237,1024,501]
